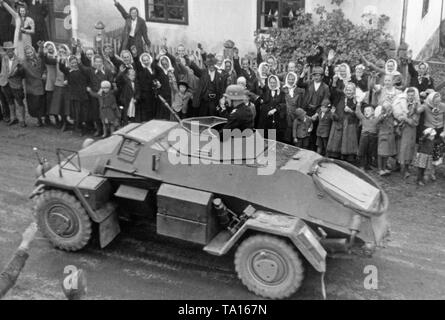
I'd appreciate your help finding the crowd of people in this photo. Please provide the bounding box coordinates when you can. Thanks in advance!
[0,0,444,186]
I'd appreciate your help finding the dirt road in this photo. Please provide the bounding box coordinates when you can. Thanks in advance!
[1,122,445,300]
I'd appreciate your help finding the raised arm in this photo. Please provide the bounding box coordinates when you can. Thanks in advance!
[355,105,365,121]
[1,0,19,19]
[114,0,129,20]
[59,60,70,76]
[361,53,385,75]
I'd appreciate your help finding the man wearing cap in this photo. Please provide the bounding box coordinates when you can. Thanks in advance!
[218,85,254,139]
[0,41,25,126]
[299,66,331,151]
[191,54,225,117]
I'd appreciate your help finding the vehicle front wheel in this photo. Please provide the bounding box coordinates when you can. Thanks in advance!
[235,235,304,299]
[35,190,92,252]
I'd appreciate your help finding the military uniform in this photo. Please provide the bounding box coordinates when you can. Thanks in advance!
[223,104,254,131]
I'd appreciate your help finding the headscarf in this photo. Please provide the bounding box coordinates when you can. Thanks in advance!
[215,54,224,71]
[43,41,58,57]
[417,61,431,84]
[158,55,174,75]
[268,75,280,94]
[284,72,298,98]
[425,91,441,110]
[266,55,278,71]
[139,52,153,73]
[385,59,401,76]
[258,62,270,80]
[120,50,134,66]
[24,45,42,70]
[404,87,421,105]
[338,63,351,82]
[222,59,234,74]
[58,44,71,57]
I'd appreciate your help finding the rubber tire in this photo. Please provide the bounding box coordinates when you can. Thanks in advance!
[35,190,92,252]
[235,235,304,300]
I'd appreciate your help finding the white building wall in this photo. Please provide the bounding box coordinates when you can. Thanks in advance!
[137,0,258,55]
[404,0,444,58]
[76,0,444,59]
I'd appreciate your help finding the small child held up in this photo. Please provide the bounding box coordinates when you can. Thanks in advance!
[293,108,313,149]
[376,101,397,176]
[413,128,437,186]
[312,99,332,156]
[356,105,379,171]
[87,81,121,138]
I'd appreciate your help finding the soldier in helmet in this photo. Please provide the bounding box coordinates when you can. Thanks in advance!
[218,85,254,139]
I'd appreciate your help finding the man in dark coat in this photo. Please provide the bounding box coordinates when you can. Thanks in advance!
[219,85,254,134]
[0,223,37,299]
[114,0,151,54]
[191,54,225,117]
[299,66,331,151]
[24,0,49,49]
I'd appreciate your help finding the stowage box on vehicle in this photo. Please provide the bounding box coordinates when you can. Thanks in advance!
[156,184,219,245]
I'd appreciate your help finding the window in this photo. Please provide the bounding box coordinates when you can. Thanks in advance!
[422,0,429,18]
[257,0,305,29]
[146,0,188,25]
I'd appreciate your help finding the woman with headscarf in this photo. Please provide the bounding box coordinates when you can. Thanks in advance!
[283,72,304,143]
[397,87,421,179]
[1,0,34,59]
[45,44,71,131]
[101,44,119,77]
[21,45,45,126]
[39,41,57,125]
[257,62,271,91]
[153,54,175,120]
[134,52,156,122]
[258,75,287,142]
[418,91,445,181]
[221,59,237,90]
[331,63,352,106]
[407,55,434,97]
[327,82,359,162]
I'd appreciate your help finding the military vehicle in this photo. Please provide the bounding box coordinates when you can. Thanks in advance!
[31,104,389,299]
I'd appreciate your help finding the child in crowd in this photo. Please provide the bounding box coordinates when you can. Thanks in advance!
[171,77,193,120]
[312,99,332,156]
[377,101,397,176]
[413,128,437,186]
[293,108,313,149]
[356,105,379,171]
[87,81,120,138]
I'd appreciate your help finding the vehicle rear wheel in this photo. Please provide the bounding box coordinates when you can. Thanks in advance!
[35,190,92,252]
[235,235,304,299]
